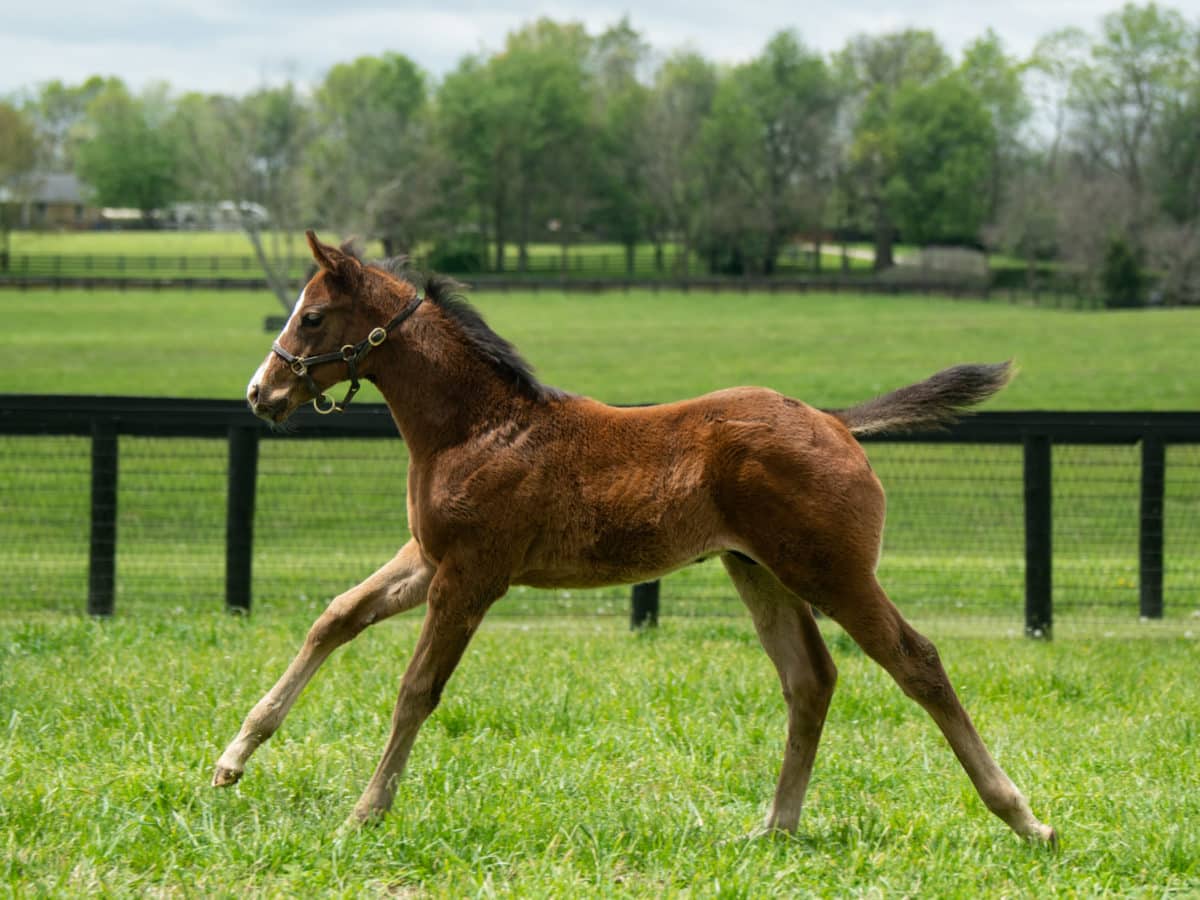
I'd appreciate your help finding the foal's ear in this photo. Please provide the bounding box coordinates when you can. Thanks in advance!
[305,229,362,282]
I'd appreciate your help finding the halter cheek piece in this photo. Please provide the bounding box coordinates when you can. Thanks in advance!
[270,293,424,414]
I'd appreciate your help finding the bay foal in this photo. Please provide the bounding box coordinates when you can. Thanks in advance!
[216,231,1055,843]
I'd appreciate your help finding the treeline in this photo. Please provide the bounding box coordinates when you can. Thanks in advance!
[1,3,1198,304]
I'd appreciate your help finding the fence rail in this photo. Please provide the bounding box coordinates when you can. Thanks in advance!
[3,395,1199,634]
[0,251,1094,304]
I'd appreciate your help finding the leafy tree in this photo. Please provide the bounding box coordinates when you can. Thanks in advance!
[884,74,996,245]
[699,31,839,274]
[437,20,594,273]
[0,101,39,261]
[498,20,595,272]
[639,51,719,275]
[172,86,314,310]
[23,76,116,170]
[589,19,653,275]
[309,53,429,254]
[437,55,519,271]
[1065,3,1195,203]
[960,30,1032,220]
[74,81,181,217]
[837,30,951,268]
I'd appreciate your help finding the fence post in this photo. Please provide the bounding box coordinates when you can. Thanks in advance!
[88,422,118,617]
[630,580,660,628]
[1139,435,1165,619]
[225,426,259,613]
[1023,434,1052,638]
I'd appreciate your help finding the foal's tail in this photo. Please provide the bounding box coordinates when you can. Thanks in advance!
[829,361,1013,437]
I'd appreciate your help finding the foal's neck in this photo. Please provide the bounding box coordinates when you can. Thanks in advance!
[368,301,534,462]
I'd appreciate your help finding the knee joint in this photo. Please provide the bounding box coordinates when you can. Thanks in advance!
[307,612,364,649]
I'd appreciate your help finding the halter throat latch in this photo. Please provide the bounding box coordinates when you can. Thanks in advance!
[271,293,424,414]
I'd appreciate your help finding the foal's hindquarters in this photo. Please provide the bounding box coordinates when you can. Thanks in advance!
[715,415,1055,843]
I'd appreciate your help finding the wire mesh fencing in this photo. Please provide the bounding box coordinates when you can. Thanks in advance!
[3,405,1199,634]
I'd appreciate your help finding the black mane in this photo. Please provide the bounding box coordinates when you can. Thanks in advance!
[368,254,565,403]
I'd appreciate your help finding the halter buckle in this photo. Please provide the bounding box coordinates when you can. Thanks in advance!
[340,344,356,361]
[290,359,307,376]
[368,327,387,347]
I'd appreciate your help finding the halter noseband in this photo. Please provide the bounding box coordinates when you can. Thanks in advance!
[271,293,424,414]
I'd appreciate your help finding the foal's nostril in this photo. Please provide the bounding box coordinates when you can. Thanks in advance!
[248,383,260,405]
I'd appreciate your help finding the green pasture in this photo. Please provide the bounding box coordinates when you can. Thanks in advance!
[5,230,869,275]
[1,285,1196,407]
[2,285,1198,894]
[2,613,1197,896]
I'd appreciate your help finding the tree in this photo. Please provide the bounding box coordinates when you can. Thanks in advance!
[437,20,594,273]
[884,74,996,246]
[437,55,520,271]
[699,31,839,274]
[1065,2,1195,202]
[23,76,116,171]
[1029,3,1199,302]
[0,101,39,262]
[959,30,1032,221]
[308,53,429,254]
[837,30,951,268]
[589,19,653,275]
[172,86,315,310]
[74,81,181,217]
[639,51,719,275]
[497,20,595,272]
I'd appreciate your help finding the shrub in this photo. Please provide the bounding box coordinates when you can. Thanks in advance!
[1101,237,1145,308]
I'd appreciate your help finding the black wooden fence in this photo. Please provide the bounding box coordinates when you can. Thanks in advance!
[3,395,1199,636]
[0,252,1090,304]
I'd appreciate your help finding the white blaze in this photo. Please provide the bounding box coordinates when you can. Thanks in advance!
[247,285,307,398]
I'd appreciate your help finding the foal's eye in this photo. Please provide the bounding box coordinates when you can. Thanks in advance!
[301,312,324,328]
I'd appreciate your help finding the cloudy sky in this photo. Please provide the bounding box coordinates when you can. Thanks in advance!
[2,0,1195,96]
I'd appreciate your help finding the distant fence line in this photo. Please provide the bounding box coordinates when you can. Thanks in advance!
[0,251,1092,304]
[3,395,1199,635]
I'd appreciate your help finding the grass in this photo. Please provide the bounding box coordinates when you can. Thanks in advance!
[6,231,865,276]
[2,613,1197,896]
[2,284,1198,893]
[2,286,1198,408]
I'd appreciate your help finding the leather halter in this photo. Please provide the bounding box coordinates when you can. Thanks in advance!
[271,293,424,414]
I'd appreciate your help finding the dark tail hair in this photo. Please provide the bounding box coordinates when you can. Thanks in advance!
[829,362,1013,437]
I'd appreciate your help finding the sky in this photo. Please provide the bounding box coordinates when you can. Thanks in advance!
[2,0,1197,97]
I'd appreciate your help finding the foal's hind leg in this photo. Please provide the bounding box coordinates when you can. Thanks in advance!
[212,539,434,786]
[801,571,1055,843]
[722,553,837,833]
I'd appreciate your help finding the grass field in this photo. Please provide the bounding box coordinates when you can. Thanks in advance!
[2,284,1198,894]
[6,231,872,275]
[2,613,1198,896]
[2,286,1197,408]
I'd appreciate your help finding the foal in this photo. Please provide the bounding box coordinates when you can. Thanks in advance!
[216,231,1055,844]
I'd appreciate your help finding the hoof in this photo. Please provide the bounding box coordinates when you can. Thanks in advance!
[1025,823,1058,849]
[343,805,387,831]
[211,764,244,787]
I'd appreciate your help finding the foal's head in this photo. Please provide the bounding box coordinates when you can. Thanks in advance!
[247,231,419,423]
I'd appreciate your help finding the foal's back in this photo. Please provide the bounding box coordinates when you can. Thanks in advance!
[497,386,878,590]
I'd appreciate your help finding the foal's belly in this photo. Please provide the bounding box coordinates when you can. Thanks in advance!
[512,514,736,589]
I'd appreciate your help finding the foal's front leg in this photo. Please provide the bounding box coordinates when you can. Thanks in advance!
[212,539,434,787]
[349,558,504,824]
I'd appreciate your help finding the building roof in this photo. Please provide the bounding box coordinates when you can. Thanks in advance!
[29,173,88,205]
